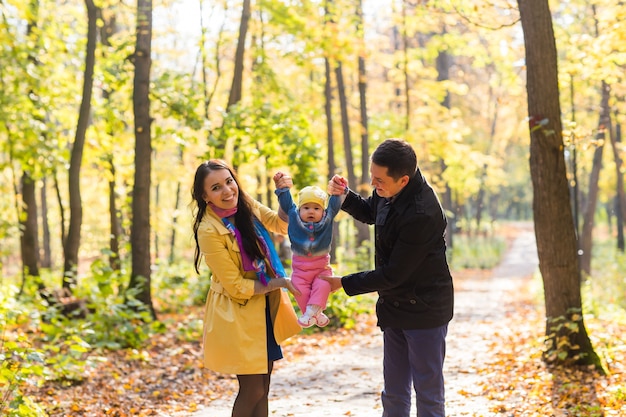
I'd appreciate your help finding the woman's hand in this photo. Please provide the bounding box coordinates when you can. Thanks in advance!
[282,278,301,296]
[254,277,301,296]
[273,171,294,189]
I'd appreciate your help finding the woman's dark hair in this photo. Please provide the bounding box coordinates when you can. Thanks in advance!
[191,159,264,273]
[371,138,417,180]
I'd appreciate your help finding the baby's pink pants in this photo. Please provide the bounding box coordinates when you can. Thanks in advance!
[291,254,332,313]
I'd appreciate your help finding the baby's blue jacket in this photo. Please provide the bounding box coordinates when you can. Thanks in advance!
[275,188,343,257]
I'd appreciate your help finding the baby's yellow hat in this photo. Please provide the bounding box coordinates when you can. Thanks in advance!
[298,186,327,208]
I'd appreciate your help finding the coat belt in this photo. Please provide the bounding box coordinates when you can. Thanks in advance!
[209,280,249,306]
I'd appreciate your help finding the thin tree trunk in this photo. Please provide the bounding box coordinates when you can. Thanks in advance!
[436,44,454,247]
[199,0,226,142]
[129,0,156,318]
[325,54,338,263]
[20,0,45,283]
[108,156,122,271]
[53,170,67,247]
[356,0,371,249]
[226,0,250,109]
[580,81,610,278]
[154,152,160,260]
[476,94,499,232]
[169,146,184,264]
[220,0,250,163]
[517,0,602,370]
[40,177,52,268]
[401,0,410,131]
[99,6,122,272]
[612,120,625,251]
[63,0,97,290]
[324,0,339,263]
[334,62,368,247]
[18,173,41,296]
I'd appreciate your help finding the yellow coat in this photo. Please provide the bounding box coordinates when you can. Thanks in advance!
[199,198,301,375]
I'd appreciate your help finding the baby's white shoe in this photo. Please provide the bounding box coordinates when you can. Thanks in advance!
[315,312,330,327]
[298,314,315,328]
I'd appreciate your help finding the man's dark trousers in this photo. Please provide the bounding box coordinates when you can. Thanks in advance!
[381,324,448,417]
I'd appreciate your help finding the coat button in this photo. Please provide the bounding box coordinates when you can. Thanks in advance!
[410,299,416,304]
[393,301,399,307]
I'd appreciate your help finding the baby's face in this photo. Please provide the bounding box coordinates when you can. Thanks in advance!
[299,203,324,223]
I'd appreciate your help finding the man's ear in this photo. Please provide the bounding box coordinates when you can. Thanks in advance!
[400,175,410,187]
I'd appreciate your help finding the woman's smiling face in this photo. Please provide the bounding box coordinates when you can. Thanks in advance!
[203,168,239,210]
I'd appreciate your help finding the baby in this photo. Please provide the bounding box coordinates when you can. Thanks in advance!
[274,173,345,327]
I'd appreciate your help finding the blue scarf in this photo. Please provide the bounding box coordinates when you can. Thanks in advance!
[222,217,286,286]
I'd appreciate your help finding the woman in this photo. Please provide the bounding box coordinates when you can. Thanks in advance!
[192,160,301,417]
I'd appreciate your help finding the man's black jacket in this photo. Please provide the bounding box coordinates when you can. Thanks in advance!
[341,169,454,330]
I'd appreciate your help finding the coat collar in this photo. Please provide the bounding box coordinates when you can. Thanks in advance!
[389,168,425,210]
[205,207,232,235]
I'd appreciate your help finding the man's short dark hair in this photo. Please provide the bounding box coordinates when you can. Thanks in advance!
[371,139,417,180]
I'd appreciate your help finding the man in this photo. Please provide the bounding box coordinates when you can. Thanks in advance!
[322,138,454,417]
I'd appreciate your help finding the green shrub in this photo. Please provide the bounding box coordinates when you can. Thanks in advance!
[0,292,47,416]
[150,262,211,311]
[583,239,626,316]
[449,234,507,270]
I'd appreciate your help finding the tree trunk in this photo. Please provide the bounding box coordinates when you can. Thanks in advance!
[154,154,160,260]
[517,0,602,370]
[401,0,410,131]
[612,120,625,251]
[334,61,368,247]
[63,0,97,290]
[579,81,610,278]
[476,94,499,233]
[53,171,67,247]
[169,146,184,264]
[226,0,250,109]
[219,0,250,164]
[324,54,338,263]
[108,156,122,271]
[129,0,156,318]
[355,0,371,249]
[436,45,454,247]
[99,6,122,272]
[40,177,52,268]
[19,173,41,295]
[324,0,340,263]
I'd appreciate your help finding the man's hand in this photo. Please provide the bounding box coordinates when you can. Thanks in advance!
[319,275,343,293]
[273,171,294,189]
[327,175,348,196]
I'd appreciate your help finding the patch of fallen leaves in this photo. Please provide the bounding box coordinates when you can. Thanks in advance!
[20,307,233,416]
[463,283,626,416]
[20,309,379,416]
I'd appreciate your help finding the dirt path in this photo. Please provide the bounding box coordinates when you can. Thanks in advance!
[193,223,538,417]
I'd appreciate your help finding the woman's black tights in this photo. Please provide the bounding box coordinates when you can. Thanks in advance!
[232,361,274,417]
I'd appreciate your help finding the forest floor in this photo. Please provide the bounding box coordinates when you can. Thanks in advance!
[25,222,626,416]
